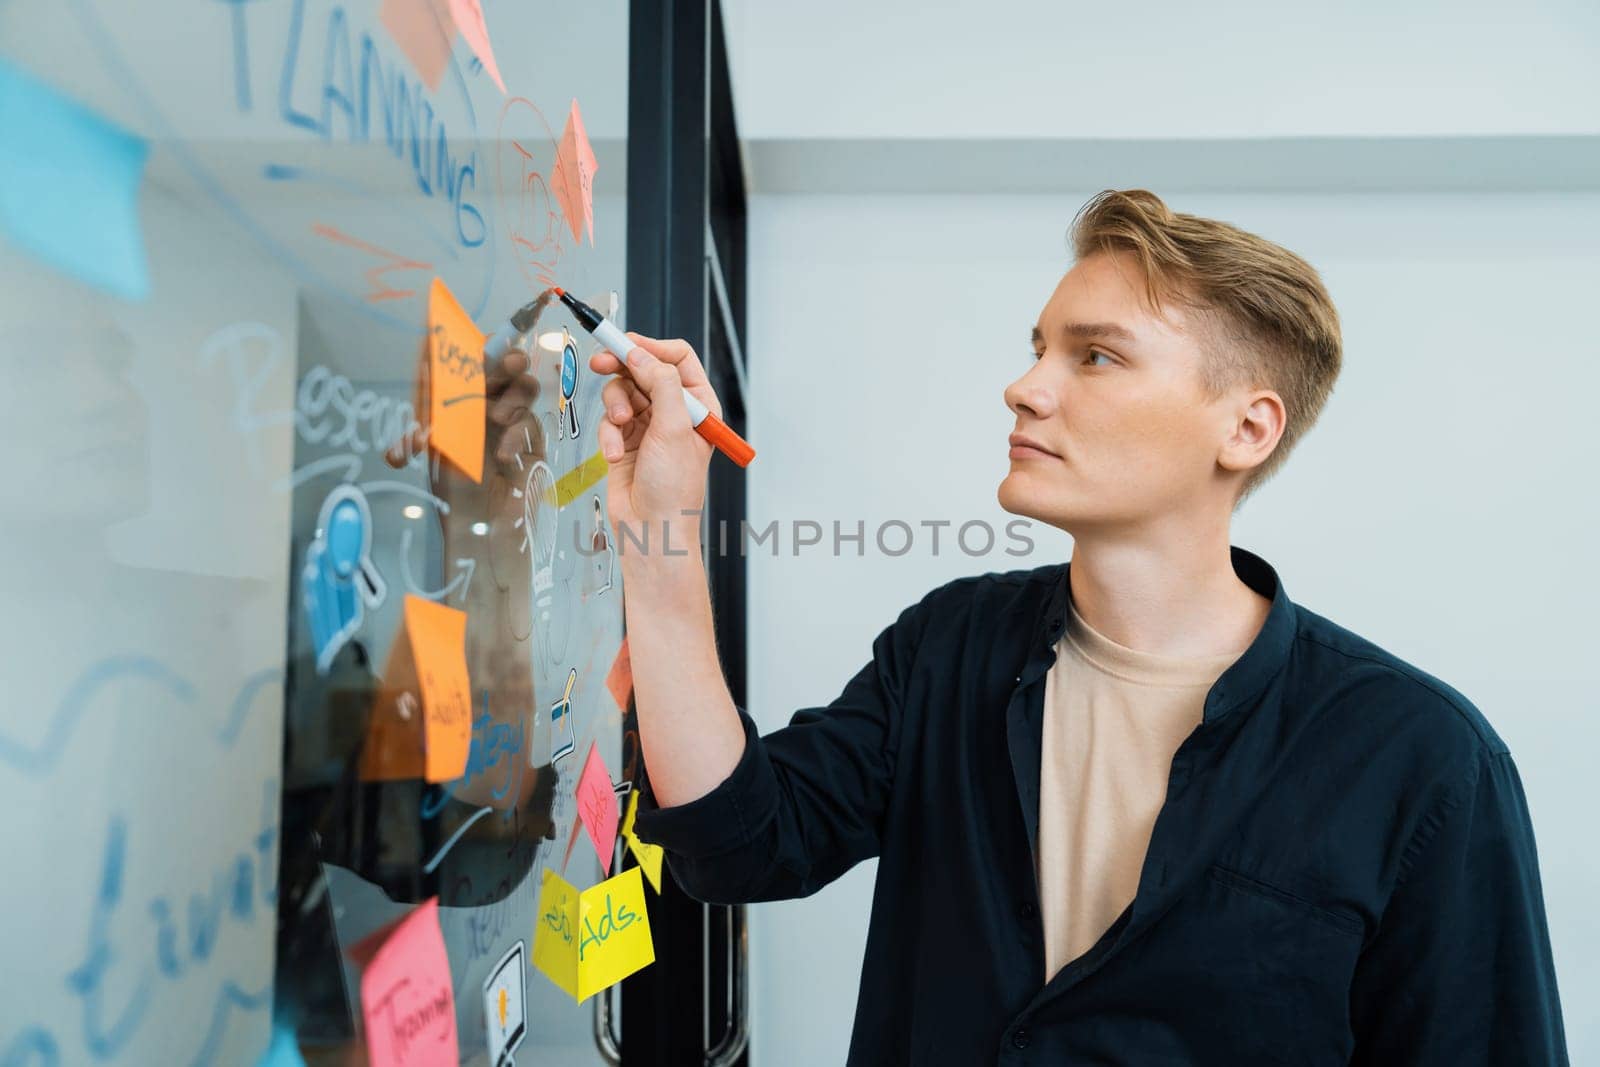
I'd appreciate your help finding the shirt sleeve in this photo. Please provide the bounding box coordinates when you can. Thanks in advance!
[628,591,929,905]
[1348,747,1570,1065]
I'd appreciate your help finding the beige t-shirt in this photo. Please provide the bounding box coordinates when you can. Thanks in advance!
[1036,591,1245,982]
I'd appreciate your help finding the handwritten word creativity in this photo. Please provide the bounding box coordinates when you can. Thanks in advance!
[8,781,282,1064]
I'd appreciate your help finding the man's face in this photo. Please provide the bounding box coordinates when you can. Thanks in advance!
[998,250,1242,532]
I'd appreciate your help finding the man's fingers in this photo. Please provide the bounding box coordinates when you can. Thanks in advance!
[624,333,711,390]
[387,336,431,469]
[484,346,529,395]
[622,346,691,433]
[495,413,544,464]
[601,378,643,425]
[598,415,624,462]
[599,409,645,464]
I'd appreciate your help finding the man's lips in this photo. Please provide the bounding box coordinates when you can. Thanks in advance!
[1008,433,1059,459]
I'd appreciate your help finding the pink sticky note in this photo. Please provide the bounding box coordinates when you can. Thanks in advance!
[447,0,506,94]
[379,0,456,91]
[349,898,459,1066]
[554,99,599,246]
[575,742,620,874]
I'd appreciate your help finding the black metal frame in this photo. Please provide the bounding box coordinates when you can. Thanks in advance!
[621,0,749,1064]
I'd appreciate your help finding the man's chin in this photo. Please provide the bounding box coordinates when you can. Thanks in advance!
[997,471,1052,520]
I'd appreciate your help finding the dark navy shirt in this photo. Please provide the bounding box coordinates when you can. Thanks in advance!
[632,546,1569,1065]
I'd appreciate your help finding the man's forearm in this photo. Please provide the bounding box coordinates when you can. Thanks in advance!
[620,524,746,808]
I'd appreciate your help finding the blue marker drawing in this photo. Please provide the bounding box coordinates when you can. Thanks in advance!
[254,1024,307,1067]
[185,980,272,1067]
[0,60,150,300]
[301,484,386,673]
[0,1027,60,1067]
[0,657,191,776]
[216,667,287,746]
[421,805,492,875]
[557,327,581,441]
[549,667,578,764]
[260,162,367,197]
[67,0,498,332]
[218,0,254,112]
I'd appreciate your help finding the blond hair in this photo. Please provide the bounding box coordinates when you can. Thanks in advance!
[1069,189,1342,507]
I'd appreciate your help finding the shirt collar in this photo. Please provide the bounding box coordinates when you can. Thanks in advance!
[1030,544,1296,723]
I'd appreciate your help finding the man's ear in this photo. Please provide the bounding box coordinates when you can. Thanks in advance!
[1217,390,1285,475]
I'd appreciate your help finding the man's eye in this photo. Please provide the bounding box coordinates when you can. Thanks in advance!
[1085,349,1113,367]
[1030,350,1044,362]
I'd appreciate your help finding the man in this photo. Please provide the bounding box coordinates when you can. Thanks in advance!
[588,190,1569,1064]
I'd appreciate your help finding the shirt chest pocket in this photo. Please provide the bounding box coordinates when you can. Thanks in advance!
[1205,863,1367,940]
[1134,862,1367,1062]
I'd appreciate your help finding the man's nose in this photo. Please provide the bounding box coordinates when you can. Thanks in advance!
[1004,365,1058,420]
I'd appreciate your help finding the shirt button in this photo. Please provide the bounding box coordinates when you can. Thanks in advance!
[1018,900,1037,920]
[1011,1028,1032,1050]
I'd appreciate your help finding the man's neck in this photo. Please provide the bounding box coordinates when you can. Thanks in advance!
[1064,530,1271,660]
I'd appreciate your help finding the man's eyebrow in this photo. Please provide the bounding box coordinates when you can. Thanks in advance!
[1062,321,1136,344]
[1030,322,1138,347]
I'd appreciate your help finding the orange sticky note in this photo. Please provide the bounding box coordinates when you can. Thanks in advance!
[604,637,633,713]
[447,0,505,93]
[404,594,472,782]
[379,0,456,91]
[533,866,655,1003]
[575,742,619,875]
[358,683,425,782]
[427,277,485,483]
[554,99,598,246]
[349,897,459,1066]
[621,790,664,894]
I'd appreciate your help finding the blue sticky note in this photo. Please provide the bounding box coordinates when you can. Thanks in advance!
[0,60,150,300]
[256,1024,306,1067]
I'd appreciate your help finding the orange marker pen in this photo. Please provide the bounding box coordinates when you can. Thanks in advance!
[555,288,755,468]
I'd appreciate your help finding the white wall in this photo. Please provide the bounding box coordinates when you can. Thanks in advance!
[723,0,1600,141]
[742,191,1600,1065]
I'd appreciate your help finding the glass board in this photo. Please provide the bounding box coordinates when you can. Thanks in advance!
[0,1,634,1063]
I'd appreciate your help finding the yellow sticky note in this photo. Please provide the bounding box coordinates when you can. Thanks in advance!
[427,276,485,482]
[403,594,472,782]
[533,868,580,1001]
[621,790,664,894]
[576,866,654,999]
[532,866,655,1003]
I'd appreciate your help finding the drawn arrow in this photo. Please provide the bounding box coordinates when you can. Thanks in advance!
[399,526,476,602]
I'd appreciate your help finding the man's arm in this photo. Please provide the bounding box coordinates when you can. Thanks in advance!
[591,332,923,904]
[624,521,927,903]
[1348,747,1569,1065]
[617,529,747,811]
